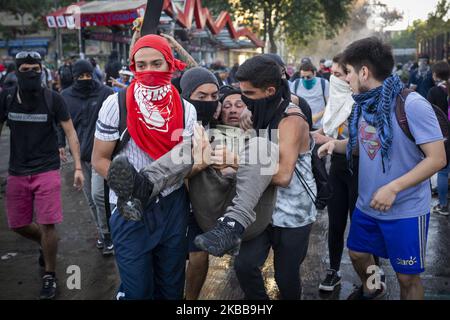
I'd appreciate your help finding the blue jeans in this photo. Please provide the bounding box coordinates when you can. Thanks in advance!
[437,164,449,206]
[110,186,189,300]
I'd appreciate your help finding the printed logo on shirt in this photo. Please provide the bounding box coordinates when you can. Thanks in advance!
[8,112,48,123]
[359,121,381,160]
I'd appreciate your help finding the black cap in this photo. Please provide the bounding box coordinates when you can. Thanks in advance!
[219,85,241,103]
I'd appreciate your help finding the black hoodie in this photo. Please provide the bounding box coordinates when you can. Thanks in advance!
[61,80,114,162]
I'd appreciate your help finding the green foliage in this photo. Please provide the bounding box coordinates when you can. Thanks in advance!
[413,0,450,41]
[389,29,417,48]
[228,0,354,52]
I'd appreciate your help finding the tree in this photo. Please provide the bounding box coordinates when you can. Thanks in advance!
[206,0,354,53]
[413,0,449,41]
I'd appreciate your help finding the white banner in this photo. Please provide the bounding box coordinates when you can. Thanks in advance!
[56,16,66,28]
[46,16,56,28]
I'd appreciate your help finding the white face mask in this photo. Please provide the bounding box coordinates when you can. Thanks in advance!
[322,75,355,138]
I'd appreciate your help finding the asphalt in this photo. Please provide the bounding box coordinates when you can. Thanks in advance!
[1,126,449,300]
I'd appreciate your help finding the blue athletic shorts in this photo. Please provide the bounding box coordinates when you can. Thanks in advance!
[347,207,429,274]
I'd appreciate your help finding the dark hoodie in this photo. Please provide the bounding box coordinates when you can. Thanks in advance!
[61,79,113,162]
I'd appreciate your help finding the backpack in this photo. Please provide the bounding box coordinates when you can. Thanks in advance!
[59,65,73,85]
[280,110,332,210]
[293,77,327,107]
[395,88,450,167]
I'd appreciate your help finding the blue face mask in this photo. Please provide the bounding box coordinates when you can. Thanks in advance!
[302,77,317,90]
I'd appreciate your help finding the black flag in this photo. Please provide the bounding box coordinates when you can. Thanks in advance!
[141,0,164,36]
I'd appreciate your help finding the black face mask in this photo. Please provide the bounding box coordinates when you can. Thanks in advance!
[188,99,219,126]
[73,79,95,94]
[241,89,285,130]
[17,70,42,93]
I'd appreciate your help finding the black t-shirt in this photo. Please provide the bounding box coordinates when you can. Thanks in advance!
[427,85,448,117]
[0,88,71,176]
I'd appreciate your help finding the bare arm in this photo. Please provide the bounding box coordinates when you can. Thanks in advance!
[60,119,84,189]
[92,138,117,179]
[161,34,198,68]
[317,138,350,157]
[271,109,309,187]
[370,140,446,212]
[312,110,325,124]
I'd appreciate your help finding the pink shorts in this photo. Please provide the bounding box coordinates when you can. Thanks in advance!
[6,170,63,229]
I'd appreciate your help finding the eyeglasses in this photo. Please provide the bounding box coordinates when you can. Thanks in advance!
[15,51,42,60]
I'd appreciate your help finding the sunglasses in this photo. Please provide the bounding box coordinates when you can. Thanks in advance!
[15,51,42,60]
[18,66,42,73]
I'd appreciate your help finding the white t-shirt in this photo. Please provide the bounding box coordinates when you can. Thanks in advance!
[290,77,329,128]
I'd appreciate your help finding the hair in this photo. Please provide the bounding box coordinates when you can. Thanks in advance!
[432,60,450,98]
[342,37,394,82]
[235,55,281,90]
[299,61,316,73]
[332,53,347,74]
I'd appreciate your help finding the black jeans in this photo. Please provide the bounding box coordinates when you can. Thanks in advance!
[234,223,313,300]
[327,153,359,271]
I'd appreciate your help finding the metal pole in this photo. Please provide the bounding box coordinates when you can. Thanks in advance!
[77,0,84,59]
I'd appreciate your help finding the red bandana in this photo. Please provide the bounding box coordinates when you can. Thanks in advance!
[126,35,187,160]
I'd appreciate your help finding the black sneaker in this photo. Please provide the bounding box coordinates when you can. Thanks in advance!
[96,239,104,249]
[194,217,243,257]
[102,235,114,256]
[319,269,341,292]
[347,282,387,300]
[39,275,57,300]
[38,249,45,268]
[432,204,449,216]
[107,155,153,221]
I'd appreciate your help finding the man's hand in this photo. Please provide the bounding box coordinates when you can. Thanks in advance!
[160,33,177,47]
[317,140,336,158]
[73,169,84,191]
[59,148,67,162]
[239,108,253,131]
[370,183,399,212]
[192,123,212,170]
[312,132,333,145]
[211,145,238,170]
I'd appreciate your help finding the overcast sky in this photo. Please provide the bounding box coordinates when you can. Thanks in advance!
[378,0,443,30]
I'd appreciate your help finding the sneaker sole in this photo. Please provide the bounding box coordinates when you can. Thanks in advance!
[107,155,135,200]
[319,279,341,292]
[102,250,114,256]
[108,156,143,221]
[194,235,241,257]
[117,198,143,221]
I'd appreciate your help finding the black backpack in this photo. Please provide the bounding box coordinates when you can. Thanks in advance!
[280,110,332,210]
[395,88,450,167]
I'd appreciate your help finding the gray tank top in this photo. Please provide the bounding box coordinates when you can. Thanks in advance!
[272,105,317,228]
